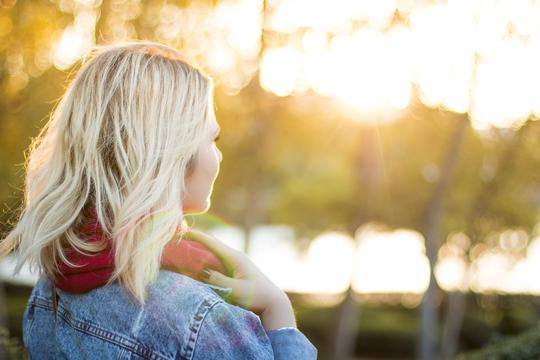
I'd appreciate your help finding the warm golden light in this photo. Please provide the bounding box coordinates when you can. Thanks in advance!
[248,228,355,294]
[4,224,540,296]
[352,227,430,294]
[260,47,303,97]
[45,0,540,128]
[52,7,97,70]
[435,236,469,292]
[470,232,540,295]
[53,25,92,70]
[297,232,356,294]
[259,0,540,127]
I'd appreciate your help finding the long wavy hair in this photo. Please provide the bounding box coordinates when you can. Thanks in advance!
[0,41,215,304]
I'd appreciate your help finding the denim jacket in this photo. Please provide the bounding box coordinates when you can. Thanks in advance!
[22,270,317,359]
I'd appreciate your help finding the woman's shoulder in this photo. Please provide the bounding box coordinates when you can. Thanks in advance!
[26,271,317,359]
[147,269,233,311]
[27,270,237,358]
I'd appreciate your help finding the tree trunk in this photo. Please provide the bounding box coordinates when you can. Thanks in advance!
[441,291,466,360]
[419,115,468,360]
[441,119,531,359]
[333,286,360,360]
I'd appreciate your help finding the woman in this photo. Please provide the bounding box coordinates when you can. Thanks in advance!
[0,41,317,359]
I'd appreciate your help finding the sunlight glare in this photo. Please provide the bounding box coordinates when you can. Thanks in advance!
[208,226,246,252]
[294,232,356,293]
[260,47,303,96]
[470,250,516,293]
[247,225,300,286]
[470,38,532,129]
[470,233,540,295]
[502,0,540,36]
[0,254,38,286]
[247,226,355,294]
[352,227,430,294]
[330,29,412,115]
[435,256,467,291]
[260,0,540,126]
[53,26,91,70]
[410,3,475,114]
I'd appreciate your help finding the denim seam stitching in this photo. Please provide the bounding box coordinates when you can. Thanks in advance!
[30,296,169,360]
[22,301,36,349]
[180,296,223,360]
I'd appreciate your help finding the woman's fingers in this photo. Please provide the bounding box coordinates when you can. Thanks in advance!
[186,229,289,317]
[203,270,256,311]
[204,268,238,290]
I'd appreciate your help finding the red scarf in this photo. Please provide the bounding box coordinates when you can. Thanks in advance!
[54,209,225,293]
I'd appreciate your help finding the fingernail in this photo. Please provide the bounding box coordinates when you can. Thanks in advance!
[202,269,211,280]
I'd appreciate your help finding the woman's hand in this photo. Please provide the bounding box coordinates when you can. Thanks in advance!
[186,228,297,331]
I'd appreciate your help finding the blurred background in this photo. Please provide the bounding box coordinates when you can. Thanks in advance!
[1,0,540,359]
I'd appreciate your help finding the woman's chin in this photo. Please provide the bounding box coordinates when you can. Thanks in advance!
[183,199,210,215]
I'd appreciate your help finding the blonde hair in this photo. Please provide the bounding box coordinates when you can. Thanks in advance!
[0,41,215,304]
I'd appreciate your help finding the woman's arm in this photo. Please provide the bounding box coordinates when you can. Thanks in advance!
[191,301,317,360]
[189,229,300,326]
[260,293,296,330]
[187,228,318,358]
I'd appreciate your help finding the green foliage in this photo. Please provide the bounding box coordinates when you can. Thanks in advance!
[0,325,27,360]
[1,0,539,242]
[459,326,540,360]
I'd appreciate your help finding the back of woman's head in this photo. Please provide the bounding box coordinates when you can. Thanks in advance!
[0,41,215,303]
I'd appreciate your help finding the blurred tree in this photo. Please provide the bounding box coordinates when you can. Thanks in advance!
[0,2,539,359]
[442,119,540,360]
